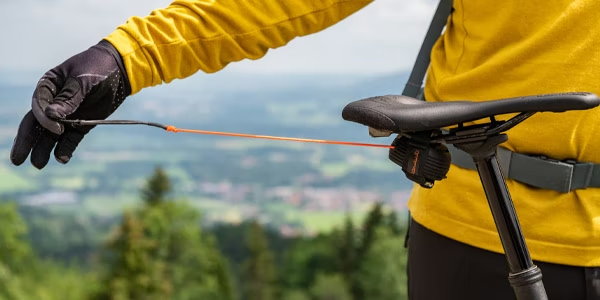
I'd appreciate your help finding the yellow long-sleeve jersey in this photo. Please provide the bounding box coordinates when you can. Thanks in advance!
[105,0,600,266]
[105,0,374,94]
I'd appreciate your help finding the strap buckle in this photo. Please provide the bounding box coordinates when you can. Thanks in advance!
[561,158,594,192]
[526,156,594,193]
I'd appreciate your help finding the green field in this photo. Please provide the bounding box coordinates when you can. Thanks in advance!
[0,165,37,193]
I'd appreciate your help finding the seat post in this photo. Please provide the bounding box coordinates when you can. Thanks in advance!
[453,134,548,300]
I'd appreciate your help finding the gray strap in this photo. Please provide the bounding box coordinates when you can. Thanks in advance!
[402,0,454,98]
[372,0,453,137]
[402,0,454,232]
[448,145,600,193]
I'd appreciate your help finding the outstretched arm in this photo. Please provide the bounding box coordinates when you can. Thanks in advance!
[10,0,374,169]
[105,0,375,94]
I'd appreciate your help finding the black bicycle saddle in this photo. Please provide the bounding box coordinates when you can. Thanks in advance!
[342,92,600,133]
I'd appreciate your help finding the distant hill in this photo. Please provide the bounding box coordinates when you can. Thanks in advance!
[0,71,415,229]
[1,71,410,142]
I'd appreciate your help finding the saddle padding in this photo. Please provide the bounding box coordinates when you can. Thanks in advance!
[341,93,599,133]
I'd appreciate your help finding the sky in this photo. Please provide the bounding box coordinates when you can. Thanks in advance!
[0,0,436,84]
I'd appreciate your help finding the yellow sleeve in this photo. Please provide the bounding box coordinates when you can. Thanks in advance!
[104,0,374,95]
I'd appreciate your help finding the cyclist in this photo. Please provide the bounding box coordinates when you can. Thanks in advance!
[10,1,600,299]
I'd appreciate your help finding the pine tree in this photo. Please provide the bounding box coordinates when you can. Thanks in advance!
[355,227,407,300]
[280,234,337,293]
[93,211,169,300]
[340,202,384,300]
[141,167,172,206]
[357,202,385,260]
[330,203,394,300]
[241,221,278,300]
[95,167,235,300]
[148,202,235,300]
[387,210,404,237]
[335,213,356,288]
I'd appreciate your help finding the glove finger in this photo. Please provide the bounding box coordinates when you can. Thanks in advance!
[32,76,65,135]
[44,77,85,120]
[54,129,87,164]
[30,129,59,169]
[10,111,41,166]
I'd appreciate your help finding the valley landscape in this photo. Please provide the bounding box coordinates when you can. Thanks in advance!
[0,71,414,234]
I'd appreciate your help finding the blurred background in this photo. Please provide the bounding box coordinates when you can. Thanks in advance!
[0,0,436,299]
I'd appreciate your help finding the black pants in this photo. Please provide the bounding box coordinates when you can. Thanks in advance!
[407,219,600,300]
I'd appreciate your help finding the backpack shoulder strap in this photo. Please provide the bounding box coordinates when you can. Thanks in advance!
[402,0,454,99]
[368,0,453,138]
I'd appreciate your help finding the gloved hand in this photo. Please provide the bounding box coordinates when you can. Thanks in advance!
[10,40,131,169]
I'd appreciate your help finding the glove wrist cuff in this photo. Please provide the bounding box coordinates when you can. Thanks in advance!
[96,39,132,97]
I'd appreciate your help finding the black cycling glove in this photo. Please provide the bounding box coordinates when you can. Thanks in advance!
[10,40,131,169]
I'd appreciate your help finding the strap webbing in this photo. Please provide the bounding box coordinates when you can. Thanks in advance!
[448,145,600,193]
[402,0,454,246]
[402,0,454,98]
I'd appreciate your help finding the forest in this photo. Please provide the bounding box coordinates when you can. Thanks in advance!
[0,167,409,300]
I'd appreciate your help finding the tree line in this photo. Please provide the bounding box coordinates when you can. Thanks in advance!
[0,167,408,300]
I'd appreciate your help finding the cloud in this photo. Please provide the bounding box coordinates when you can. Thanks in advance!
[0,0,436,77]
[1,0,172,72]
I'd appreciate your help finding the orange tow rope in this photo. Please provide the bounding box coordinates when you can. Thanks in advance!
[164,126,394,149]
[61,119,394,149]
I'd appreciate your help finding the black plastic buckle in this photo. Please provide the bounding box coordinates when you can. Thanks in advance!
[563,159,595,191]
[533,156,594,192]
